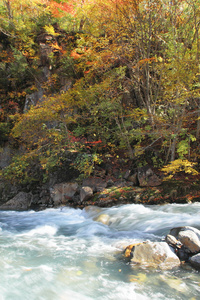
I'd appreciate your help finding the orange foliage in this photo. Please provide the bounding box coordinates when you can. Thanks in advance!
[49,0,74,17]
[70,49,83,59]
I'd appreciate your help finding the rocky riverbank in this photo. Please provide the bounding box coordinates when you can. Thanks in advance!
[0,164,200,211]
[1,166,200,273]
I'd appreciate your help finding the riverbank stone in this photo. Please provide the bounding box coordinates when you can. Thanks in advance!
[82,178,107,192]
[80,186,93,202]
[137,166,162,187]
[0,192,32,210]
[50,182,79,206]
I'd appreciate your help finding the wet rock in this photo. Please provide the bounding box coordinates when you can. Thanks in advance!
[189,253,200,270]
[169,226,200,254]
[80,186,93,202]
[165,234,182,248]
[172,226,200,240]
[169,227,183,238]
[94,214,110,225]
[0,192,32,211]
[159,275,188,293]
[126,241,180,270]
[137,166,161,187]
[84,206,101,216]
[50,182,79,206]
[165,234,190,261]
[178,230,200,254]
[128,273,147,284]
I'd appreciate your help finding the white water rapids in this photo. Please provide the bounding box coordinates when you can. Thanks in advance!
[0,203,200,300]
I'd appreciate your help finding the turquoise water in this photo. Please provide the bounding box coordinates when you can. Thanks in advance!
[0,203,200,300]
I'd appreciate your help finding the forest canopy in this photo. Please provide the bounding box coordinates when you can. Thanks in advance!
[0,0,200,184]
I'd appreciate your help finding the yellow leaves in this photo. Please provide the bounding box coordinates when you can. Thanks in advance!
[134,145,144,157]
[156,56,163,63]
[12,102,54,141]
[129,108,148,120]
[8,91,26,99]
[161,159,198,180]
[44,25,58,36]
[2,0,49,33]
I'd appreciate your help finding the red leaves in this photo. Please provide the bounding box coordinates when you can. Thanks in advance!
[49,0,74,17]
[85,139,102,145]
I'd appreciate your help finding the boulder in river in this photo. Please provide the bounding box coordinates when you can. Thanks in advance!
[189,253,200,270]
[124,241,180,270]
[169,226,200,254]
[94,214,110,225]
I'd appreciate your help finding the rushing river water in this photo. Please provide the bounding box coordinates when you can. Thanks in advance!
[0,203,200,300]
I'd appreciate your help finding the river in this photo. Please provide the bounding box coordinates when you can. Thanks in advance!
[0,203,199,300]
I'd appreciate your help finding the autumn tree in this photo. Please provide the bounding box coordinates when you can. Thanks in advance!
[1,0,200,182]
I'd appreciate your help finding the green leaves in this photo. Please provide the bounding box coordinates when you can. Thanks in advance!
[71,153,103,178]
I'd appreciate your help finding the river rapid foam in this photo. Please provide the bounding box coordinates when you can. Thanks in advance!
[0,203,200,300]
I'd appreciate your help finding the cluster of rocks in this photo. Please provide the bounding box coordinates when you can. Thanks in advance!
[0,165,162,210]
[124,226,200,270]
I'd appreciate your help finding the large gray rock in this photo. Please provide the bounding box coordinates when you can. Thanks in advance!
[170,226,200,239]
[0,145,12,169]
[178,230,200,253]
[189,253,200,270]
[170,226,200,254]
[127,241,180,270]
[50,182,79,206]
[0,192,32,211]
[127,173,138,186]
[24,89,44,112]
[137,166,161,187]
[80,186,93,202]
